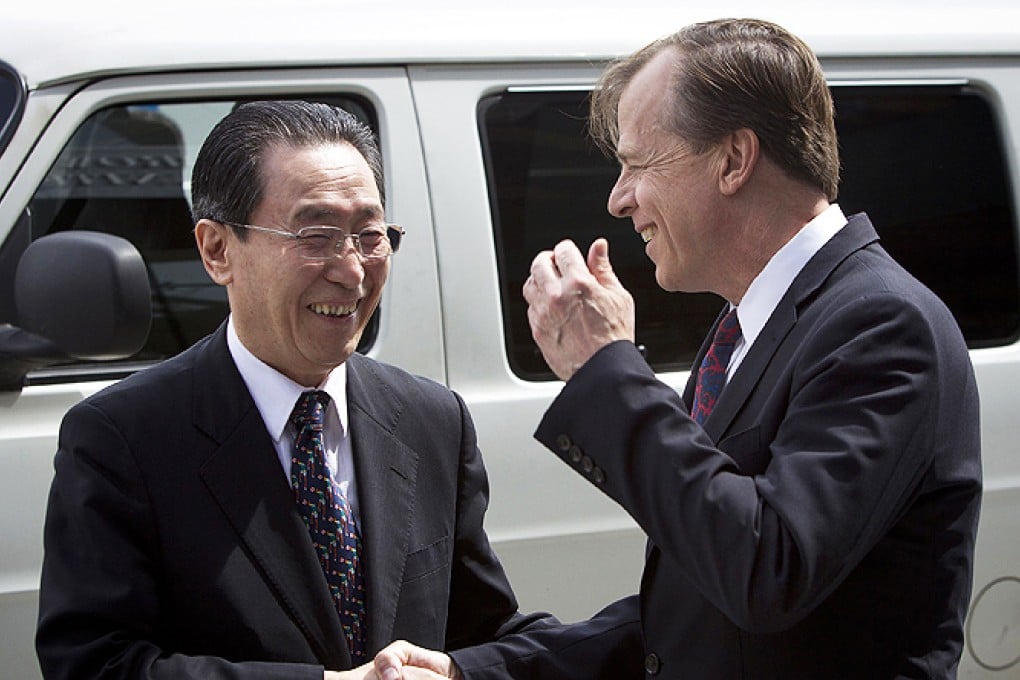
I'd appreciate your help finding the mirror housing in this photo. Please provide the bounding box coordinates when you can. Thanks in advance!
[0,231,151,391]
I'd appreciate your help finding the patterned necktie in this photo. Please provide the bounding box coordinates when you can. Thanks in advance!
[290,390,367,663]
[691,309,742,425]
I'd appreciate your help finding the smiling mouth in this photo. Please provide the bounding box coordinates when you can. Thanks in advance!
[640,226,657,243]
[310,302,357,317]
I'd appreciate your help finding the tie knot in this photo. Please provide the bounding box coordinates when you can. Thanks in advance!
[290,390,331,430]
[713,309,741,347]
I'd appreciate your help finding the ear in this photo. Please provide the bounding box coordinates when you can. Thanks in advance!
[194,219,233,286]
[718,128,759,196]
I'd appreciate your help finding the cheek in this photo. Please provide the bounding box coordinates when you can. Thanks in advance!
[267,270,318,329]
[230,259,269,312]
[343,266,387,340]
[635,175,675,214]
[364,266,389,310]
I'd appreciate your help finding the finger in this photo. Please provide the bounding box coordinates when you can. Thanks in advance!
[373,652,401,680]
[374,641,454,680]
[527,250,560,291]
[586,238,624,290]
[403,669,450,680]
[551,239,587,279]
[374,641,412,680]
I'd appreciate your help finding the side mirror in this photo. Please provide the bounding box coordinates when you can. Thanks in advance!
[0,231,151,391]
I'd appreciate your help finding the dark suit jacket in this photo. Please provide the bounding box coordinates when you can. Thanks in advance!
[452,213,982,679]
[36,324,550,679]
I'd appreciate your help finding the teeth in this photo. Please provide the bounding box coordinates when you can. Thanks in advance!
[310,302,357,317]
[640,227,656,243]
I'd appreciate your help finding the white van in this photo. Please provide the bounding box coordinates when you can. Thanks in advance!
[2,2,1018,677]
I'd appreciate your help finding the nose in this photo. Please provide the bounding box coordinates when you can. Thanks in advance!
[607,171,635,218]
[322,248,366,286]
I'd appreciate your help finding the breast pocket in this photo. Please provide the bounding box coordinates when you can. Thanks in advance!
[402,535,450,583]
[718,425,769,474]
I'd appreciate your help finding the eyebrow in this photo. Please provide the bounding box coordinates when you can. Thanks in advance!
[614,143,640,165]
[293,204,384,224]
[614,150,638,168]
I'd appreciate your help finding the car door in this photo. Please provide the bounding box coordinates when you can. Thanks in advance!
[0,66,442,680]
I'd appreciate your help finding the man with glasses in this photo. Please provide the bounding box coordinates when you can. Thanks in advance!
[36,100,550,680]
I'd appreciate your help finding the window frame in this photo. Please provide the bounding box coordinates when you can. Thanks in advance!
[0,60,26,157]
[0,67,445,387]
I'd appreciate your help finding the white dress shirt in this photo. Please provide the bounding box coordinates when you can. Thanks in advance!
[727,204,848,378]
[226,316,360,517]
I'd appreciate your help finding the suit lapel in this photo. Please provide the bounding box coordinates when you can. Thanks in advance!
[345,354,420,654]
[193,324,351,668]
[700,214,882,441]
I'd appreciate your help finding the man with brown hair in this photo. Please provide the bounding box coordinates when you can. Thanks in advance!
[375,18,981,679]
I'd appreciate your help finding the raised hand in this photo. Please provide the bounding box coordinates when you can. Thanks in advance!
[523,238,636,381]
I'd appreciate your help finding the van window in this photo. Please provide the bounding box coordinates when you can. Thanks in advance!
[0,60,25,155]
[21,96,379,383]
[480,84,1019,381]
[834,85,1018,348]
[479,90,724,380]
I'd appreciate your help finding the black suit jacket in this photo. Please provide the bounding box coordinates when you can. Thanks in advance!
[452,213,982,679]
[36,324,550,679]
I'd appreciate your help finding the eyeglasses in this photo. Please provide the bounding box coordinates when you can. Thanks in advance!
[223,222,404,263]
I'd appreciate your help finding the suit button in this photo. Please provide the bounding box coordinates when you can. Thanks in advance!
[592,466,605,484]
[569,445,583,463]
[581,456,594,474]
[644,653,661,675]
[556,434,572,452]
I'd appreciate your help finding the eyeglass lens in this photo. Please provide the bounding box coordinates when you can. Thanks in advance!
[294,226,401,260]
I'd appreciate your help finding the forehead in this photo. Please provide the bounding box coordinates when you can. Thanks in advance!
[256,142,382,220]
[616,48,681,158]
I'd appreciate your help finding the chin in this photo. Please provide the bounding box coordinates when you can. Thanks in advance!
[654,269,679,293]
[306,340,357,373]
[329,345,357,366]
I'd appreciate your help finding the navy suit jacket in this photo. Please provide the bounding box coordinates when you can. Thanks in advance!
[37,324,550,679]
[451,213,982,679]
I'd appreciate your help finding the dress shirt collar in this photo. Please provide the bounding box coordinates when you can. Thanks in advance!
[226,315,349,444]
[734,203,847,350]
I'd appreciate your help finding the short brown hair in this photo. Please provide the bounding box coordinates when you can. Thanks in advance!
[590,18,839,200]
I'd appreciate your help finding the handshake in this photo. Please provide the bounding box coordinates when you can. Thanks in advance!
[326,641,461,680]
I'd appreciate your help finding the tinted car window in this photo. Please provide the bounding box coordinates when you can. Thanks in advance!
[481,85,1019,381]
[834,85,1018,348]
[20,96,379,382]
[479,91,723,380]
[0,60,25,155]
